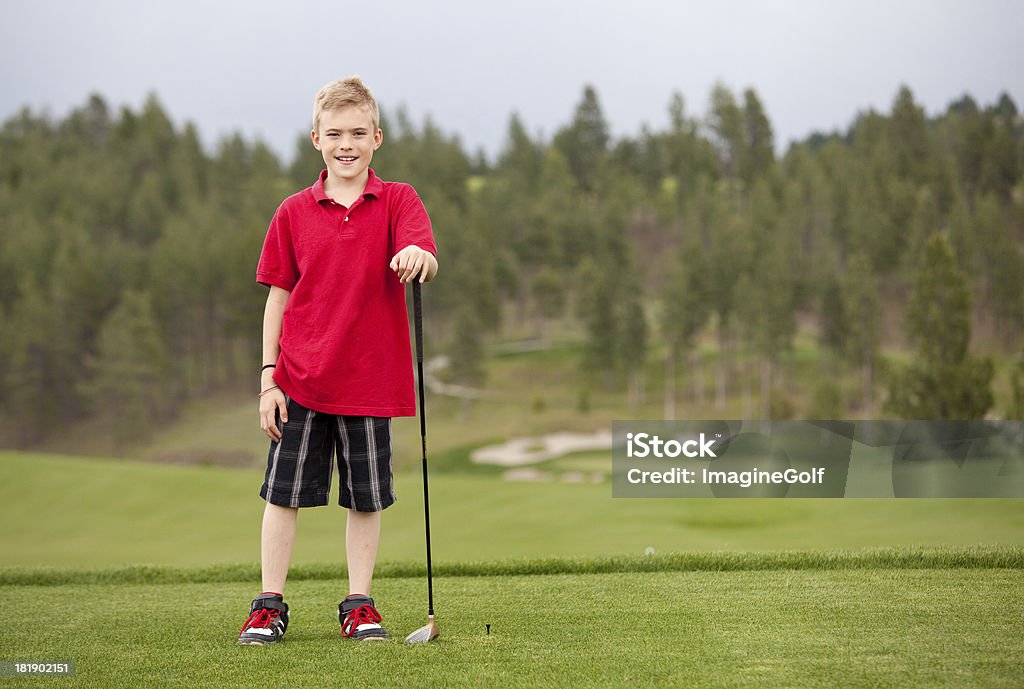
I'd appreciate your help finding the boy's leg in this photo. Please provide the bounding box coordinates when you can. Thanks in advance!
[256,395,334,593]
[242,396,334,644]
[346,509,381,595]
[262,502,299,593]
[335,415,395,640]
[241,503,296,646]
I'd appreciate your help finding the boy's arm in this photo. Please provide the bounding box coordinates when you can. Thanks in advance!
[389,186,437,283]
[260,286,290,440]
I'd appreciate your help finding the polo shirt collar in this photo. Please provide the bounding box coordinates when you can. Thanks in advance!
[312,168,383,204]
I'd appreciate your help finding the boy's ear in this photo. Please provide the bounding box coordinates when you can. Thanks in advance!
[374,128,383,150]
[311,129,320,150]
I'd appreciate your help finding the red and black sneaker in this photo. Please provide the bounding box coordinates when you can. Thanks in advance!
[238,594,289,645]
[339,595,389,640]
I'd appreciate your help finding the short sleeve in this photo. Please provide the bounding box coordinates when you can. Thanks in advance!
[392,185,437,257]
[256,204,299,290]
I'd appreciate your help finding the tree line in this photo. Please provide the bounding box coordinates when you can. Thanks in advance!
[0,83,1022,448]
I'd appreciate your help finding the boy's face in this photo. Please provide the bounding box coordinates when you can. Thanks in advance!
[311,106,383,184]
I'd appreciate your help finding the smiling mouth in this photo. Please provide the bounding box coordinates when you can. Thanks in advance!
[336,156,358,162]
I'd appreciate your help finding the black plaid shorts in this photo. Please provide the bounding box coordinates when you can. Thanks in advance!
[260,394,395,511]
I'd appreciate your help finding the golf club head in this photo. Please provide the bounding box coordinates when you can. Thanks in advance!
[404,616,440,644]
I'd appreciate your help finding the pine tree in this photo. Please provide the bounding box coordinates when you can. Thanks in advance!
[581,269,619,389]
[843,252,881,415]
[5,277,58,445]
[819,275,848,364]
[552,85,609,190]
[708,83,744,182]
[531,266,566,340]
[741,88,775,185]
[888,85,931,186]
[886,235,993,418]
[447,304,486,421]
[84,290,172,448]
[620,289,648,408]
[661,238,711,418]
[1009,349,1024,419]
[49,224,114,421]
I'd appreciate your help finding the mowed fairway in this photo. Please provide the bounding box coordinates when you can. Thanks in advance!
[3,452,1024,568]
[4,554,1023,689]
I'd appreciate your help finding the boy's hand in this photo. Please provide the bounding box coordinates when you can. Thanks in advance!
[390,245,438,283]
[260,388,288,442]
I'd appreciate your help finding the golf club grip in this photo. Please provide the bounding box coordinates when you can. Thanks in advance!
[413,281,427,441]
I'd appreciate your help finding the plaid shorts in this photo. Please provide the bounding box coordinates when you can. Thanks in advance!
[260,395,395,511]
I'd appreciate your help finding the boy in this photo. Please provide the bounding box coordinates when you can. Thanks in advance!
[239,76,438,645]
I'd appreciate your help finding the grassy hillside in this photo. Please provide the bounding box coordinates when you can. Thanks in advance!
[28,333,1024,471]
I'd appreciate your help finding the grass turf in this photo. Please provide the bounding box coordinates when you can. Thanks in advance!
[3,452,1024,569]
[4,555,1023,688]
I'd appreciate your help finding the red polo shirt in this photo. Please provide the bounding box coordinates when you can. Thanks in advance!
[256,168,436,416]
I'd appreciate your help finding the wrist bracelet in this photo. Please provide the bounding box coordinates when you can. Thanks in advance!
[262,364,276,371]
[259,385,280,398]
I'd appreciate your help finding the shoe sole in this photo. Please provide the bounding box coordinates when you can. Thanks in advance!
[238,635,282,645]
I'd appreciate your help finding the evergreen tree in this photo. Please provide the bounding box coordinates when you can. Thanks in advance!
[661,238,711,418]
[620,287,648,407]
[84,290,172,448]
[888,85,931,186]
[843,252,881,415]
[448,304,486,388]
[1010,349,1024,419]
[819,274,848,362]
[973,193,1024,344]
[5,277,58,445]
[886,235,993,418]
[581,270,619,388]
[497,113,543,190]
[552,85,609,190]
[531,266,566,339]
[741,88,775,185]
[49,224,115,421]
[708,83,744,182]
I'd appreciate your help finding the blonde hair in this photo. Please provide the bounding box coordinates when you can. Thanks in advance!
[312,76,380,132]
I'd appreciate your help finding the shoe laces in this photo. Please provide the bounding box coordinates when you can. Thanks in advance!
[241,607,281,633]
[341,603,382,637]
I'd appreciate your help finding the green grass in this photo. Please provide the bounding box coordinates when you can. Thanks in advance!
[3,547,1021,586]
[4,452,1024,569]
[5,436,1023,687]
[4,553,1023,688]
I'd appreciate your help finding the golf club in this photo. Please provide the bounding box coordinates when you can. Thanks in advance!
[405,278,440,644]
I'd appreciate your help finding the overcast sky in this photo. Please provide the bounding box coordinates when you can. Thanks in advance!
[2,1,1022,164]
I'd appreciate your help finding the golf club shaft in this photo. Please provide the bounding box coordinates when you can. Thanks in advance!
[412,279,434,617]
